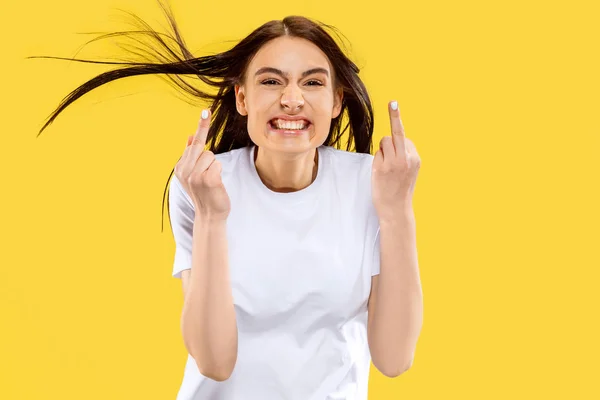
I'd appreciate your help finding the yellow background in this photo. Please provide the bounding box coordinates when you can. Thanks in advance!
[1,0,599,398]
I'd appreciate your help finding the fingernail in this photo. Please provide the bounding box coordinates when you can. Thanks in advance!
[391,101,398,111]
[201,109,209,119]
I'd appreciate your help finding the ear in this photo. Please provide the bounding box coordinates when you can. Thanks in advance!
[234,84,248,116]
[332,86,343,119]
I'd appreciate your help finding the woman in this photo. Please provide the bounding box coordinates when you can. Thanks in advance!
[34,1,423,398]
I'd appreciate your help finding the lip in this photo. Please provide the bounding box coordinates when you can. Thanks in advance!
[269,115,312,124]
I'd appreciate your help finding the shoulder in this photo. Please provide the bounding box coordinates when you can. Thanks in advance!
[321,145,374,179]
[322,145,373,165]
[321,147,380,223]
[214,146,249,175]
[320,146,375,212]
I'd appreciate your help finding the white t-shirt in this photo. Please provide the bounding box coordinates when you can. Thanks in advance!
[169,144,381,400]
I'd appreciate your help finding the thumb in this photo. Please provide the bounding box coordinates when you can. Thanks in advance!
[204,159,223,187]
[213,159,222,175]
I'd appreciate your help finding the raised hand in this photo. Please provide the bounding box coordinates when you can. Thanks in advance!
[174,109,231,221]
[372,101,421,222]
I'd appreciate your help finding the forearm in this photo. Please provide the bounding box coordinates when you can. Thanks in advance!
[370,209,423,375]
[181,217,238,381]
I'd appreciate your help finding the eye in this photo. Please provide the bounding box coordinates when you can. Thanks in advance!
[260,79,323,86]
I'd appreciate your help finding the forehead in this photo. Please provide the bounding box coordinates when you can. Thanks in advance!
[249,36,332,74]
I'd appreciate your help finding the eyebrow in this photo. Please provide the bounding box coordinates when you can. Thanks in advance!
[254,67,330,79]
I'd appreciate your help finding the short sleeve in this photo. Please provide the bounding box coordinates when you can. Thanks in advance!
[362,155,381,277]
[364,210,381,276]
[168,174,196,279]
[370,227,381,276]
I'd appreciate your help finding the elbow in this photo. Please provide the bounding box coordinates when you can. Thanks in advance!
[193,348,238,382]
[375,357,414,378]
[196,362,235,382]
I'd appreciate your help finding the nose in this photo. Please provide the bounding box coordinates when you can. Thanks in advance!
[280,84,304,110]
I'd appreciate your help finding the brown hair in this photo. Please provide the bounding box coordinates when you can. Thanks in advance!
[30,0,375,231]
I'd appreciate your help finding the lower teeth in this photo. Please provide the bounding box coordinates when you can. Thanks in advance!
[275,125,305,130]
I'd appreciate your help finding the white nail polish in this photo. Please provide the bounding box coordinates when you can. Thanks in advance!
[391,101,398,111]
[201,110,209,119]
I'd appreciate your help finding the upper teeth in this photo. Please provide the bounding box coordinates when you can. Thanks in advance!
[272,119,308,130]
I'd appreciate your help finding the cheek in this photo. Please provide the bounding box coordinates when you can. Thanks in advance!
[310,96,335,121]
[307,91,334,109]
[248,91,276,119]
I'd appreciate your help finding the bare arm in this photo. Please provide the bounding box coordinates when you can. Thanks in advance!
[180,217,237,381]
[368,211,423,377]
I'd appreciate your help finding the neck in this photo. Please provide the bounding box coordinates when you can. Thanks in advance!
[254,146,318,193]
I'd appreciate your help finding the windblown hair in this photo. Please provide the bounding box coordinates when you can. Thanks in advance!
[30,0,375,232]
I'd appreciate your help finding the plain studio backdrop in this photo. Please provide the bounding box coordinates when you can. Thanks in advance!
[1,0,598,398]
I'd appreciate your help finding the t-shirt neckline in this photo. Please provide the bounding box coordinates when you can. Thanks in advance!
[247,145,325,203]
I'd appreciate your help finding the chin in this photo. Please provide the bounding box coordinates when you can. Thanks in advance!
[261,140,314,154]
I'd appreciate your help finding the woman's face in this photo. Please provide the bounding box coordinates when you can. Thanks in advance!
[234,36,343,155]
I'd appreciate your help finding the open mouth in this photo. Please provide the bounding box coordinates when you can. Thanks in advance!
[268,118,312,134]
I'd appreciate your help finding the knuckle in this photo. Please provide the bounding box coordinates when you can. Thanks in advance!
[186,174,195,186]
[390,158,404,168]
[188,171,203,186]
[198,150,214,163]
